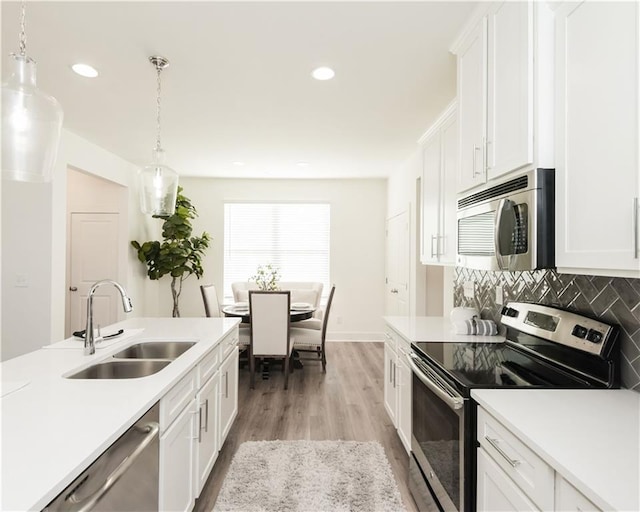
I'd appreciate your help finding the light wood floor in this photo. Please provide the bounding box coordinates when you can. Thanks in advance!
[194,342,418,512]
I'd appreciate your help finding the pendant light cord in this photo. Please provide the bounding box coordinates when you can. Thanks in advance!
[18,1,27,57]
[155,64,162,152]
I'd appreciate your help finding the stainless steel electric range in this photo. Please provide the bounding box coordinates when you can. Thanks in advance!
[407,302,620,512]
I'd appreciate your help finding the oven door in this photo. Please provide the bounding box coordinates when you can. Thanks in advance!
[409,352,466,512]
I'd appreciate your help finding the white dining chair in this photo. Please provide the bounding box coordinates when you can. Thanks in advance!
[289,285,335,372]
[248,290,295,389]
[201,284,250,347]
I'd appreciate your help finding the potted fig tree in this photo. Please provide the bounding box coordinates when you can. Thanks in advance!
[131,187,211,317]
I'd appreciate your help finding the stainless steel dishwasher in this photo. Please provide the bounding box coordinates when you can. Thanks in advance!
[44,403,160,512]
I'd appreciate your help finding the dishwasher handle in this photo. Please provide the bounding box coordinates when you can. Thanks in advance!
[71,421,160,512]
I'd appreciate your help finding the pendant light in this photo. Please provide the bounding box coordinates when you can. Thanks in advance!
[138,55,179,217]
[1,1,63,182]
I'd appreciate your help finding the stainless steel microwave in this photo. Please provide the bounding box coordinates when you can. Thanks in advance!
[456,168,555,271]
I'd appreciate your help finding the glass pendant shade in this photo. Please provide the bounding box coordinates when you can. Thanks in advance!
[1,54,63,182]
[139,148,179,217]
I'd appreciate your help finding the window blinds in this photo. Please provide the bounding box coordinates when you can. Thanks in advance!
[223,203,330,299]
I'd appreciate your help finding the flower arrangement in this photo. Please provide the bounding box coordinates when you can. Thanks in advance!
[251,264,280,291]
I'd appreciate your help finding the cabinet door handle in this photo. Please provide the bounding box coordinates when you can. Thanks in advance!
[204,398,209,433]
[485,436,521,467]
[393,361,397,388]
[430,234,437,258]
[225,371,229,399]
[473,145,482,176]
[69,286,78,292]
[198,405,203,443]
[634,197,639,259]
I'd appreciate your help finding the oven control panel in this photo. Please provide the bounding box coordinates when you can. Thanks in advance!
[501,302,616,357]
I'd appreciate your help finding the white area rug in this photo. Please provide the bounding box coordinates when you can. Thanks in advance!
[213,440,406,512]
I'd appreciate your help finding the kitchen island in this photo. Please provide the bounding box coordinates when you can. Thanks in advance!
[0,317,240,511]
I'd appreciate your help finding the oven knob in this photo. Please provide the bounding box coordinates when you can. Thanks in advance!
[586,329,603,344]
[571,325,588,339]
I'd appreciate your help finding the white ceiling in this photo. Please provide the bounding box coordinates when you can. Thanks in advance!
[1,1,477,179]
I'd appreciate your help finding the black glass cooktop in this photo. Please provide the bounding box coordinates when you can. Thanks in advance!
[411,338,612,395]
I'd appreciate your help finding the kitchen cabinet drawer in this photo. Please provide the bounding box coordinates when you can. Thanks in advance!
[384,327,398,353]
[477,447,538,512]
[160,368,197,431]
[197,345,220,388]
[555,475,601,512]
[219,329,238,361]
[477,407,554,510]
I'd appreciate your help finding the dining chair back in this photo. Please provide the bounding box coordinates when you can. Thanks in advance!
[202,283,250,348]
[290,285,335,372]
[248,290,294,389]
[200,284,221,317]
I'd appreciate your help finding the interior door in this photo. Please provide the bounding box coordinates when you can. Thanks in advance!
[68,213,120,336]
[386,210,409,316]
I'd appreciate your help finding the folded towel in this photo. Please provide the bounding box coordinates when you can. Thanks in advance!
[452,317,498,336]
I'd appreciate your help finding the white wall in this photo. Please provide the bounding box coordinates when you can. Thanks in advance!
[1,129,150,360]
[148,177,388,341]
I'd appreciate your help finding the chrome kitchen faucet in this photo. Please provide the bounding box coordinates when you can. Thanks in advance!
[85,280,133,355]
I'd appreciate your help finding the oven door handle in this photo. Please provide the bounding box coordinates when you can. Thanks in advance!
[408,355,464,410]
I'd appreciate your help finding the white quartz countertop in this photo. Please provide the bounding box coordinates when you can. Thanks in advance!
[472,388,640,512]
[0,317,240,511]
[383,316,505,344]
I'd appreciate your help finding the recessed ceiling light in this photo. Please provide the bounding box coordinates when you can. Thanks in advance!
[311,67,335,81]
[71,63,98,78]
[233,161,245,167]
[297,161,310,168]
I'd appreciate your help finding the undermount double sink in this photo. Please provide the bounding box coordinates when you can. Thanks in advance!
[66,341,197,380]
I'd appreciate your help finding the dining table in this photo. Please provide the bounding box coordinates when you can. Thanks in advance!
[220,303,316,323]
[221,302,316,374]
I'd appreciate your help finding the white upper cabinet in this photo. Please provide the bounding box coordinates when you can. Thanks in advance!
[457,18,487,192]
[453,1,553,193]
[486,2,533,179]
[420,103,458,265]
[555,1,640,275]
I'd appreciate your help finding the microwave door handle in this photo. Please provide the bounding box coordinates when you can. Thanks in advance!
[494,198,508,270]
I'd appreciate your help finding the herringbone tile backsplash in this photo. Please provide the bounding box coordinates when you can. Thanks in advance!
[454,268,640,391]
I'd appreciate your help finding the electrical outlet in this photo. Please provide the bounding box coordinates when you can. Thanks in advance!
[15,273,29,288]
[495,285,504,305]
[463,281,475,299]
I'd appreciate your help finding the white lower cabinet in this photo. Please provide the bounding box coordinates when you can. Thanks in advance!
[159,397,198,512]
[477,447,538,512]
[218,347,239,448]
[555,475,601,512]
[477,405,603,512]
[159,330,239,511]
[395,344,411,454]
[383,338,398,427]
[383,324,411,455]
[194,370,220,496]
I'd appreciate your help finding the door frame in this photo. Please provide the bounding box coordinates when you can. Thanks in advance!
[65,167,128,337]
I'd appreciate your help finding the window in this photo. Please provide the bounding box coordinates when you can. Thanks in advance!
[223,203,330,299]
